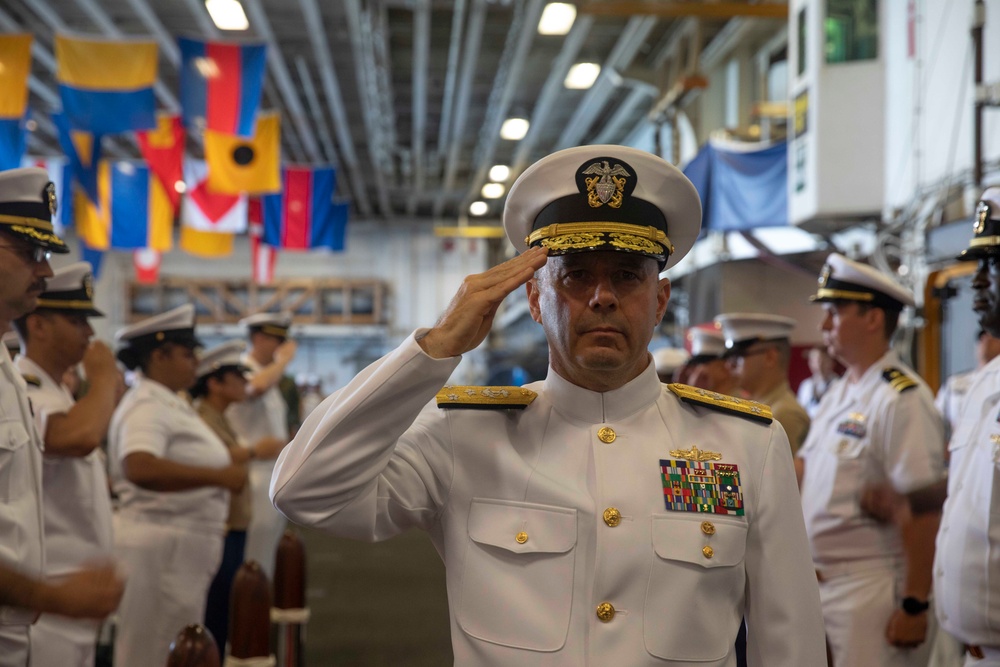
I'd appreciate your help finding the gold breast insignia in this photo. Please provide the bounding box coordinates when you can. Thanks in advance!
[668,445,722,462]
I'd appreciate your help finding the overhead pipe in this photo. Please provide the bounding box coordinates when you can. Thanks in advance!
[294,57,339,166]
[407,0,431,216]
[973,0,985,188]
[591,79,660,144]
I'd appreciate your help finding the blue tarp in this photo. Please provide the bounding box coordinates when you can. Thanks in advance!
[683,140,787,232]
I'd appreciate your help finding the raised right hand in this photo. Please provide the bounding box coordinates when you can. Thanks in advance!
[418,246,548,359]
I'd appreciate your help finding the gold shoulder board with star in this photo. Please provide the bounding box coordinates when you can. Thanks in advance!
[667,383,773,424]
[21,374,41,388]
[882,367,917,393]
[436,386,537,410]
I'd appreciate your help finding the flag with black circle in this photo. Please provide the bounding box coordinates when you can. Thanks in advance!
[203,111,280,195]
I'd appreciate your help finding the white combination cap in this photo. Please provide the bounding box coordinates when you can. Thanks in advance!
[35,261,103,316]
[715,313,797,352]
[196,340,249,379]
[0,167,69,253]
[810,253,915,310]
[240,311,292,338]
[503,145,702,270]
[2,331,20,352]
[686,324,727,361]
[652,347,689,375]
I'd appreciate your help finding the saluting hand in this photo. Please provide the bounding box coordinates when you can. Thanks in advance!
[418,246,549,359]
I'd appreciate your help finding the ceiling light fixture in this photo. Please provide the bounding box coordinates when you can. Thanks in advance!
[538,3,576,35]
[564,62,601,89]
[481,183,505,199]
[469,201,489,216]
[500,118,529,140]
[205,0,249,31]
[489,165,510,182]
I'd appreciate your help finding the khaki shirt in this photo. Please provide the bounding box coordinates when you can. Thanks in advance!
[196,400,252,532]
[759,382,810,453]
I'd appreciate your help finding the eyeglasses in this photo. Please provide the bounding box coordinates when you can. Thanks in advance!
[0,243,51,265]
[725,347,772,363]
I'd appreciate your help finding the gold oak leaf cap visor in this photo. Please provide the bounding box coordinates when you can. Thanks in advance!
[0,167,69,253]
[503,145,702,270]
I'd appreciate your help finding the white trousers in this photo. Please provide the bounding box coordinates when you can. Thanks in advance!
[964,646,1000,666]
[818,563,933,667]
[244,459,286,578]
[29,613,98,667]
[0,625,28,667]
[112,515,223,666]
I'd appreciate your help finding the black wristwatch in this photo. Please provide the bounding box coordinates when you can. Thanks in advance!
[901,597,929,615]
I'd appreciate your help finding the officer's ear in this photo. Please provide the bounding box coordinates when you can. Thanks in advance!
[526,276,542,324]
[655,276,671,324]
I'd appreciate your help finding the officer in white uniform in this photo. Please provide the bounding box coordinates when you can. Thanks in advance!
[716,313,810,452]
[11,263,120,667]
[798,253,945,667]
[225,311,296,578]
[935,187,1000,666]
[935,330,1000,443]
[108,304,247,666]
[0,168,121,667]
[271,145,826,666]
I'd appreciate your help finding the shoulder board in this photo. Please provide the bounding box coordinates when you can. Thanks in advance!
[667,383,773,424]
[436,385,537,410]
[21,374,41,388]
[882,367,917,393]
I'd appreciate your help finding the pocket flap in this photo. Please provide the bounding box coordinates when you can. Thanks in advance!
[652,514,747,568]
[0,421,29,452]
[468,498,577,555]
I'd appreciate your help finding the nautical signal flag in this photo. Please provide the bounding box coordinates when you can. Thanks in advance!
[137,114,185,212]
[248,198,276,285]
[75,160,173,252]
[181,159,248,234]
[262,166,347,250]
[0,34,32,119]
[178,37,267,137]
[179,225,235,258]
[0,119,27,171]
[204,112,281,195]
[55,34,157,135]
[53,112,102,206]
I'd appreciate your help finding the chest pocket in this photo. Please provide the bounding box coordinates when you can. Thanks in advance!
[457,498,577,652]
[644,514,747,661]
[0,420,32,503]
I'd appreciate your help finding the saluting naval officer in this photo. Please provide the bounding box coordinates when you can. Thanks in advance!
[11,262,123,667]
[715,313,810,452]
[0,168,122,667]
[271,145,826,666]
[108,304,248,666]
[798,253,945,667]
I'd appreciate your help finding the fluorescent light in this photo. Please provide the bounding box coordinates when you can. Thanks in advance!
[481,183,505,199]
[489,165,510,182]
[538,3,576,35]
[205,0,249,31]
[469,201,489,216]
[564,62,600,89]
[500,118,529,140]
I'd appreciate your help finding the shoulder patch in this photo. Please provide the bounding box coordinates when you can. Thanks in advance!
[667,383,773,424]
[436,385,537,410]
[882,367,917,393]
[21,374,41,388]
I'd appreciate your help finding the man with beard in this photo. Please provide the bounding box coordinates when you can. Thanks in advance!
[270,145,825,666]
[11,262,123,667]
[0,168,122,666]
[797,253,944,667]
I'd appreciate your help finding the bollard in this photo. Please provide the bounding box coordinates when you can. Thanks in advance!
[271,530,309,667]
[165,624,221,667]
[226,560,276,667]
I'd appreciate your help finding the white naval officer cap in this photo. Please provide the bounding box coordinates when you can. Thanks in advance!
[34,261,103,317]
[502,145,702,270]
[196,340,249,380]
[714,313,796,354]
[652,347,689,376]
[810,253,915,311]
[0,167,69,254]
[958,186,1000,260]
[114,303,201,370]
[240,311,292,339]
[686,324,727,363]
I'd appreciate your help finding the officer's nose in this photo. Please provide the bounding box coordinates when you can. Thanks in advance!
[589,277,618,310]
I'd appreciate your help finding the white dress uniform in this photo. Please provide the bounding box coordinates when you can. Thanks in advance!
[14,357,113,667]
[226,352,289,578]
[935,368,976,440]
[108,375,230,666]
[799,349,945,667]
[0,352,45,666]
[271,332,827,666]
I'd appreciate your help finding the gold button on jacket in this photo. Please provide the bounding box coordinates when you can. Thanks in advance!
[596,602,616,622]
[597,426,616,443]
[701,521,716,535]
[603,507,622,527]
[515,531,528,544]
[702,545,714,559]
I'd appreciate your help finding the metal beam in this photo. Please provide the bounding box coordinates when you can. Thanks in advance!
[592,80,659,144]
[407,0,431,216]
[579,2,788,20]
[294,57,338,166]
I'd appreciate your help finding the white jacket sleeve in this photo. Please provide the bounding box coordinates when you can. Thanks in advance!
[269,331,461,541]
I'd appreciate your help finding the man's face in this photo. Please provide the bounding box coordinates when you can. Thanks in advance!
[688,358,732,393]
[211,369,249,403]
[727,343,770,396]
[972,257,1000,338]
[527,251,669,391]
[819,301,868,364]
[251,330,283,362]
[34,311,93,367]
[0,236,53,325]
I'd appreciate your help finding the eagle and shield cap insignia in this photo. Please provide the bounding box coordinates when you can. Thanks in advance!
[959,186,1000,260]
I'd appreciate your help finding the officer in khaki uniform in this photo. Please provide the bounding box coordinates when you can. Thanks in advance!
[715,313,810,452]
[11,262,121,667]
[685,324,739,395]
[271,145,826,666]
[0,168,121,667]
[798,253,945,667]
